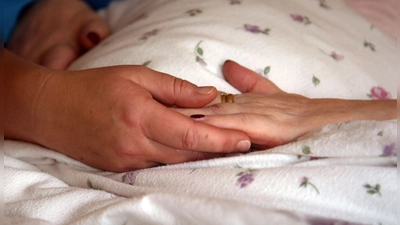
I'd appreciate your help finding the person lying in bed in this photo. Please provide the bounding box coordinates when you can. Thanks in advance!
[4,0,396,172]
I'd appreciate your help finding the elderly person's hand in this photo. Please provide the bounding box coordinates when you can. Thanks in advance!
[7,0,111,70]
[177,61,396,149]
[5,51,251,172]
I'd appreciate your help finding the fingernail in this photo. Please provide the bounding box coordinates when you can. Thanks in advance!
[196,86,215,95]
[236,140,251,152]
[87,32,100,45]
[224,59,236,65]
[190,114,205,120]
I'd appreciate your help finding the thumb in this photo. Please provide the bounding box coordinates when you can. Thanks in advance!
[79,19,111,50]
[222,60,283,94]
[124,66,218,108]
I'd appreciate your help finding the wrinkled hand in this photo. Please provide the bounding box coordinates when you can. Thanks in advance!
[177,61,396,149]
[7,0,111,70]
[5,52,251,172]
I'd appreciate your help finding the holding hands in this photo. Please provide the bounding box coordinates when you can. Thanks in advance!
[5,0,395,171]
[5,51,251,172]
[5,51,395,171]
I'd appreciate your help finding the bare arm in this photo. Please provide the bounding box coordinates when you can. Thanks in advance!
[177,60,396,149]
[4,51,251,171]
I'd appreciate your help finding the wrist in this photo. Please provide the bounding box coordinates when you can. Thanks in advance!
[4,50,58,144]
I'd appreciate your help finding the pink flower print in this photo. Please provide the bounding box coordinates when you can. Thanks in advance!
[122,171,140,185]
[290,14,312,25]
[244,24,262,33]
[235,168,256,188]
[330,51,344,61]
[291,14,304,23]
[369,86,392,100]
[140,28,159,40]
[382,143,397,156]
[236,173,254,188]
[243,24,270,35]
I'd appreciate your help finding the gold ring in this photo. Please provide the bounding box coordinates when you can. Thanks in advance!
[221,94,234,103]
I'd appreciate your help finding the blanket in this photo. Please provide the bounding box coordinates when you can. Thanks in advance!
[4,120,398,224]
[4,0,398,224]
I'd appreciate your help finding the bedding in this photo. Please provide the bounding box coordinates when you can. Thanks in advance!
[4,0,398,224]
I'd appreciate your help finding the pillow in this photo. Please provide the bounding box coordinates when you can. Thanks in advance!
[69,0,397,100]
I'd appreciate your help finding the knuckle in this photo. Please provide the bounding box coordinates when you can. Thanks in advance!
[173,78,190,96]
[209,103,228,114]
[237,113,250,126]
[182,125,200,150]
[190,151,201,161]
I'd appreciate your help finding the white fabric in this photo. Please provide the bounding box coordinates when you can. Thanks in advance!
[70,0,397,100]
[5,0,397,224]
[4,120,397,225]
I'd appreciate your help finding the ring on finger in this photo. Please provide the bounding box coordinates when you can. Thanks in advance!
[221,93,235,103]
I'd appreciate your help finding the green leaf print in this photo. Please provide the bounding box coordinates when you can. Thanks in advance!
[87,179,101,190]
[299,177,320,194]
[186,9,202,16]
[364,183,382,197]
[364,40,376,51]
[142,60,152,67]
[195,41,207,66]
[197,47,204,56]
[263,66,271,75]
[312,75,320,86]
[302,146,312,155]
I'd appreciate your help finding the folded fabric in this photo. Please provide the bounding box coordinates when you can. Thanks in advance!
[4,120,397,224]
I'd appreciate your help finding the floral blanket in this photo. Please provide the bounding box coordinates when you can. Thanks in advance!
[4,0,397,224]
[4,120,397,225]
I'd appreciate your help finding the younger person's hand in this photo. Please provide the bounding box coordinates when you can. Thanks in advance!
[5,51,251,172]
[7,0,111,70]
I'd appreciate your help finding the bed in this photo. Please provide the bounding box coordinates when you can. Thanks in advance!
[4,0,398,224]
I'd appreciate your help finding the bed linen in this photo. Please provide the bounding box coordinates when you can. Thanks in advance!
[4,0,398,224]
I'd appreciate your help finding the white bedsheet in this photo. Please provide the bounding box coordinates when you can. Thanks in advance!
[4,0,398,224]
[4,120,397,225]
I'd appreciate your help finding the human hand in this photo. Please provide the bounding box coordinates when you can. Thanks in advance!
[5,52,251,172]
[176,61,396,149]
[7,0,111,70]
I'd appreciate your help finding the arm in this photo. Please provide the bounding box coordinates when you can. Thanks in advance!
[177,61,396,149]
[4,50,251,171]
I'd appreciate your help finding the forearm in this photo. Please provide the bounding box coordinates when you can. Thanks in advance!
[4,49,51,143]
[348,99,396,121]
[313,98,396,124]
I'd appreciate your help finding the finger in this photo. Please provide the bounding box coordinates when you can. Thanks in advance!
[142,102,251,153]
[41,44,79,70]
[175,94,277,116]
[190,113,301,149]
[148,140,224,165]
[79,19,112,50]
[222,60,283,94]
[126,66,218,107]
